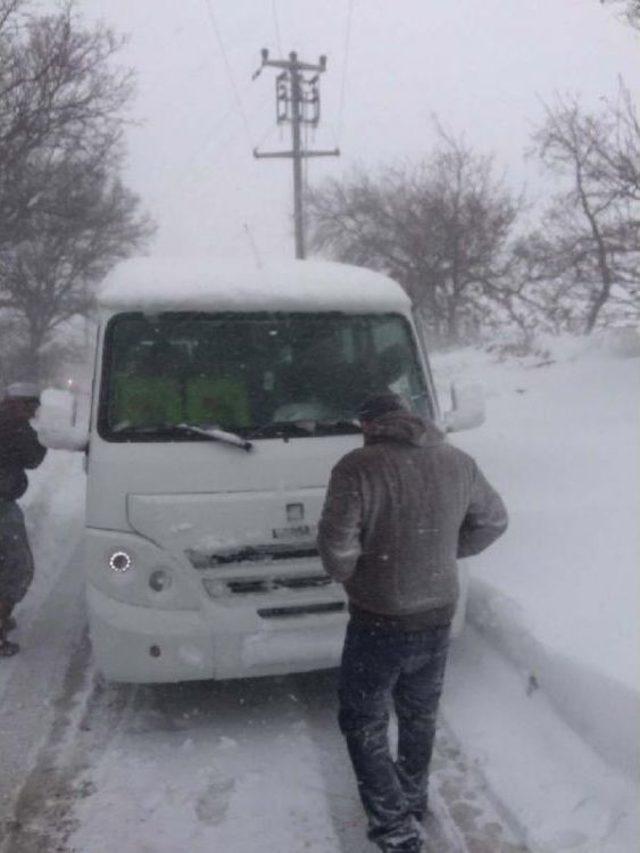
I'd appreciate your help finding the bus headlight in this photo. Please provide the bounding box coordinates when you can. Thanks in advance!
[109,550,132,573]
[149,569,172,592]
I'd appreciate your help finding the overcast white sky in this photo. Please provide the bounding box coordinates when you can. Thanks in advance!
[78,0,638,261]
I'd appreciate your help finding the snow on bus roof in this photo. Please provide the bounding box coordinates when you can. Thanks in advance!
[97,257,411,314]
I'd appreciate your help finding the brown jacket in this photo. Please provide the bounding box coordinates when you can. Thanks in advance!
[317,411,508,620]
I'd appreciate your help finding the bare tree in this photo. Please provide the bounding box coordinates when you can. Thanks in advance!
[601,0,640,30]
[307,135,521,346]
[590,85,640,203]
[0,1,153,378]
[528,92,640,333]
[0,154,152,374]
[0,1,134,239]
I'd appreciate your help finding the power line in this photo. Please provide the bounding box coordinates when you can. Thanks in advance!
[164,91,254,190]
[254,119,281,152]
[336,0,354,143]
[202,0,255,149]
[182,104,239,172]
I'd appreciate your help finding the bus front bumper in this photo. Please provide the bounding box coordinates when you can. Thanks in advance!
[87,584,346,684]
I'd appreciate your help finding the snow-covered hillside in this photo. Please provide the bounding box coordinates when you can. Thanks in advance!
[432,337,639,777]
[428,335,640,851]
[436,338,638,677]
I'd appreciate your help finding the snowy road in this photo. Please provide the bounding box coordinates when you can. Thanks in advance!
[0,474,636,851]
[0,525,635,852]
[0,544,527,853]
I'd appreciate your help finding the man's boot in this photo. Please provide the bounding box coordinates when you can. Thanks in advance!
[0,601,19,657]
[0,639,19,656]
[0,625,19,656]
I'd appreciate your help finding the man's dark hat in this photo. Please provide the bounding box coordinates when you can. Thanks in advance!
[357,392,408,423]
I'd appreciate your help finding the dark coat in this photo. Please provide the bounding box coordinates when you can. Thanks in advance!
[317,411,508,619]
[0,400,47,501]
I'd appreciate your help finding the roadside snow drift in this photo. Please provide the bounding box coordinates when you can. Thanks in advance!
[433,337,640,778]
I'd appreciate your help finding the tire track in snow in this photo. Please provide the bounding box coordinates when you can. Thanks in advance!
[3,667,139,853]
[2,657,531,853]
[66,676,343,852]
[0,543,88,847]
[5,672,344,853]
[0,450,92,850]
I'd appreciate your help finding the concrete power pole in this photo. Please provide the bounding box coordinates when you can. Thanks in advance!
[253,49,339,259]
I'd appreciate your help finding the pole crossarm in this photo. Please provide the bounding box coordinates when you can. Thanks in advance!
[254,148,340,159]
[262,58,325,72]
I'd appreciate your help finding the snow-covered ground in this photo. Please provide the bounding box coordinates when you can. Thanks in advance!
[0,336,638,852]
[433,337,639,762]
[433,336,640,850]
[437,337,639,692]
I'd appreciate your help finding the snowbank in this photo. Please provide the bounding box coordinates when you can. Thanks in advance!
[467,577,639,777]
[432,338,640,778]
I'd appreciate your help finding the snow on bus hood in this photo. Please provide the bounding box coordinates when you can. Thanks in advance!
[126,490,324,562]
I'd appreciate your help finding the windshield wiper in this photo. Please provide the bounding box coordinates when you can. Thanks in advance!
[112,421,252,450]
[174,423,253,451]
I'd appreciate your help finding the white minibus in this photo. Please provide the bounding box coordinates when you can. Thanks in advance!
[38,258,482,683]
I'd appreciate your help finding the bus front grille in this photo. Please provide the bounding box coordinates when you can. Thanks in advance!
[257,602,346,619]
[201,573,332,598]
[227,574,331,594]
[187,545,319,569]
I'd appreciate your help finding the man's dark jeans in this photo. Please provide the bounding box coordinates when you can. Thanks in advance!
[338,619,451,851]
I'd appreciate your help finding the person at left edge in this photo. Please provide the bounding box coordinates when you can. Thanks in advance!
[0,382,47,657]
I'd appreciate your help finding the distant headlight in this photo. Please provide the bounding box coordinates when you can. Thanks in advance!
[109,550,132,573]
[149,569,172,592]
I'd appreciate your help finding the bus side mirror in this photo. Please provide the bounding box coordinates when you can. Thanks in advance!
[443,382,485,432]
[34,388,89,451]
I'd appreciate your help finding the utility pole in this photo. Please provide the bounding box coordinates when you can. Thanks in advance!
[253,49,339,259]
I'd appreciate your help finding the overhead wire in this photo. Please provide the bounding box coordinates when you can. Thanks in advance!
[201,0,255,150]
[254,119,283,154]
[336,0,354,145]
[167,72,259,191]
[178,103,241,182]
[199,0,269,259]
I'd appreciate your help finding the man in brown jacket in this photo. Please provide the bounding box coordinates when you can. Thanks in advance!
[317,393,507,853]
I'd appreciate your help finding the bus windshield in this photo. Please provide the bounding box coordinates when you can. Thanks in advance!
[98,311,430,441]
